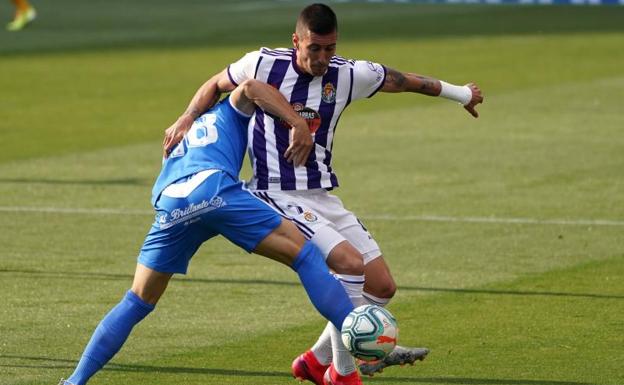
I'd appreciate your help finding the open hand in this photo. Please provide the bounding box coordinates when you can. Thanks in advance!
[163,115,194,158]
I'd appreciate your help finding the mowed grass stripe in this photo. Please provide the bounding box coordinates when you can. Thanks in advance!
[3,73,621,219]
[1,32,623,164]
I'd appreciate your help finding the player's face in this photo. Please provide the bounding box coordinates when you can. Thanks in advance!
[293,29,337,77]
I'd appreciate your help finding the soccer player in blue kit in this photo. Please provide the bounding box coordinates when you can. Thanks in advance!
[58,79,363,385]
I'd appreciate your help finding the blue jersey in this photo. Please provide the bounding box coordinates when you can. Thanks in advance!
[151,97,251,205]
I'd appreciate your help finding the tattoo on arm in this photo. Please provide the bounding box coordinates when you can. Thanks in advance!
[382,67,440,95]
[184,107,203,119]
[415,75,437,94]
[385,68,407,91]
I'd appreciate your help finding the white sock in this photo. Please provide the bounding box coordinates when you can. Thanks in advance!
[332,274,365,375]
[310,323,333,365]
[362,291,391,307]
[336,274,366,307]
[330,324,356,375]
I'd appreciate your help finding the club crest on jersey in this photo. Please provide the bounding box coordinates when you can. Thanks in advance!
[321,82,336,104]
[303,211,318,222]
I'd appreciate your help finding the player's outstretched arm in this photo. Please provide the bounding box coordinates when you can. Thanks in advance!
[381,67,484,118]
[231,79,313,167]
[163,69,235,157]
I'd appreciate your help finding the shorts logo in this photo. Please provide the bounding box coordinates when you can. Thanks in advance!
[209,196,225,208]
[303,211,318,222]
[159,196,227,229]
[321,82,336,104]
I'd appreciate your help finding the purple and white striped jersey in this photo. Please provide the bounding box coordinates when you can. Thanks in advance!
[227,47,386,191]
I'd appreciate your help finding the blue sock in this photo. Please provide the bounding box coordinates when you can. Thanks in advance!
[67,290,155,385]
[292,241,354,330]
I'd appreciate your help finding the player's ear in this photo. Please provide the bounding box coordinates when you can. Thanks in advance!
[292,33,299,49]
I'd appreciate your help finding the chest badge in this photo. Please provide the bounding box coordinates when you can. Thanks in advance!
[321,82,336,104]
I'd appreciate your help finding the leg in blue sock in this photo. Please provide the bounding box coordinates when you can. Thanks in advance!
[252,220,356,330]
[292,241,354,330]
[66,290,154,385]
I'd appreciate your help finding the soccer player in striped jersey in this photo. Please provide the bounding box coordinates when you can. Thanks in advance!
[163,4,483,385]
[58,79,363,385]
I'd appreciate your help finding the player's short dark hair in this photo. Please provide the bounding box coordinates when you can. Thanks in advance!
[296,3,338,35]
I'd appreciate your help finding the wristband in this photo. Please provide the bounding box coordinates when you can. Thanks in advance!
[439,81,472,106]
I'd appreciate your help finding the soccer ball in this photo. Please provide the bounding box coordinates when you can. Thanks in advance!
[341,305,398,361]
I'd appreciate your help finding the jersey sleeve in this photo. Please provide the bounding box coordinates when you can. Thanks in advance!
[227,50,261,86]
[351,60,386,100]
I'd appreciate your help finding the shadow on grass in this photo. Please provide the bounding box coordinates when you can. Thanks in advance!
[370,377,596,385]
[0,355,596,385]
[0,354,288,378]
[0,177,148,186]
[1,268,622,300]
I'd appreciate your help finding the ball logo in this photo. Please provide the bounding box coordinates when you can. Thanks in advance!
[321,82,336,104]
[303,211,318,222]
[376,335,397,344]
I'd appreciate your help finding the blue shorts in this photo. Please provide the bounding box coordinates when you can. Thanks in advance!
[138,170,282,274]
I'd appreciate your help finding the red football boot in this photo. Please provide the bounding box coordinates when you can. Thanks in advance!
[292,350,330,385]
[323,364,363,385]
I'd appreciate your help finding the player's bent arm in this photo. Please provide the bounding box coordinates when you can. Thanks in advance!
[180,69,235,121]
[232,80,302,124]
[163,69,235,157]
[380,66,484,118]
[231,79,312,167]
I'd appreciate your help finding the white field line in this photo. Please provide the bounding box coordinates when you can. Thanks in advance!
[1,206,623,227]
[363,214,624,227]
[0,206,152,216]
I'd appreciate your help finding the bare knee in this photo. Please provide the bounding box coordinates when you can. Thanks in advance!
[131,264,172,305]
[326,241,364,275]
[363,256,397,299]
[364,279,397,299]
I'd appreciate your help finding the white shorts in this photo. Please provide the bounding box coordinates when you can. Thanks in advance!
[251,189,382,265]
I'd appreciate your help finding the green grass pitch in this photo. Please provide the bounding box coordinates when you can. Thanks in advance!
[1,1,623,384]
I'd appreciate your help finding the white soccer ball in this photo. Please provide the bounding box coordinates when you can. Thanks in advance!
[341,305,398,361]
